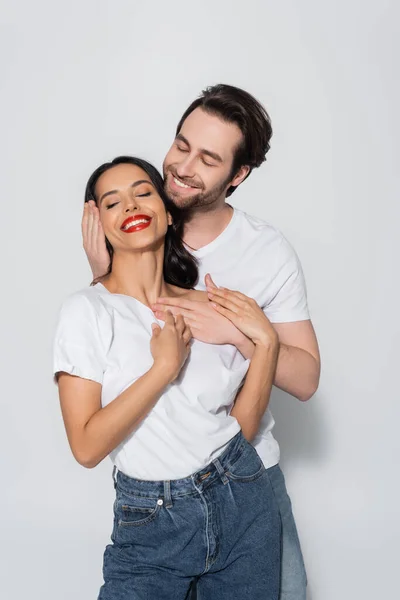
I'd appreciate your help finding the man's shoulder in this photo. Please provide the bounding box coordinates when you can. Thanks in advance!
[234,208,294,255]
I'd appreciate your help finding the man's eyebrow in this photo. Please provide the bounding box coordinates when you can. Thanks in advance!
[99,179,153,204]
[176,133,223,163]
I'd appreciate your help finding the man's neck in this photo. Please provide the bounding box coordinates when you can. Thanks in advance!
[183,203,233,251]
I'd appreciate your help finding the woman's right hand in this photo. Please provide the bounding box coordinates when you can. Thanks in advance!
[150,311,192,382]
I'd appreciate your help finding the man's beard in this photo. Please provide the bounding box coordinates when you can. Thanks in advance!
[163,168,231,212]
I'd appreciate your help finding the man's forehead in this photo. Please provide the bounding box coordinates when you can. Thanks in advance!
[179,108,242,159]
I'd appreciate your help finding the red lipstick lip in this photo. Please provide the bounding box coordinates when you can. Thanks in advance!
[120,214,152,231]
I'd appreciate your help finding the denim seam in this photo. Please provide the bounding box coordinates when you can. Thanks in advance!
[226,464,266,483]
[191,476,211,575]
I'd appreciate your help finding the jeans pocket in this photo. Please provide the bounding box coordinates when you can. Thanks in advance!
[226,442,265,483]
[115,490,163,528]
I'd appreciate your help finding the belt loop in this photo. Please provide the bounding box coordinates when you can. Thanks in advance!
[213,457,229,485]
[112,465,118,489]
[163,480,173,509]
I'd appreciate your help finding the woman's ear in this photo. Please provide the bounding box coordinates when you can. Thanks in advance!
[167,212,173,226]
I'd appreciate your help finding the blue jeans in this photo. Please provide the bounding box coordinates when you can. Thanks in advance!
[268,465,307,600]
[188,464,307,600]
[98,432,281,599]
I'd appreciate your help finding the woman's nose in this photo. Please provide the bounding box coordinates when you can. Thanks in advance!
[124,196,139,212]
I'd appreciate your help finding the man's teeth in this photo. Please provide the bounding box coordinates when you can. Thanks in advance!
[122,219,149,230]
[173,176,192,189]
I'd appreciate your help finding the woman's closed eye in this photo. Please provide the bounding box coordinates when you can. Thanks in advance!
[106,201,119,210]
[136,191,151,198]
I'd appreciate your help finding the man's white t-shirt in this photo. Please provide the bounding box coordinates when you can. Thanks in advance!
[53,283,249,480]
[191,207,310,468]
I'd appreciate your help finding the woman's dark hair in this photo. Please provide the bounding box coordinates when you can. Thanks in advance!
[84,156,198,288]
[176,84,273,196]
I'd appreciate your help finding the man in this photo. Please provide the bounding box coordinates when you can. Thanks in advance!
[83,84,320,599]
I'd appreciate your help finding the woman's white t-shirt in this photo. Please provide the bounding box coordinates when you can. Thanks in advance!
[53,283,249,480]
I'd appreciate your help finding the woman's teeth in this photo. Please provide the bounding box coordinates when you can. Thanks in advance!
[122,218,149,230]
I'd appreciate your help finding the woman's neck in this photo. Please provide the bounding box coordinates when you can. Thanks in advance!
[103,246,171,307]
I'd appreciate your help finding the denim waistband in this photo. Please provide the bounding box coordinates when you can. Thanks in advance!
[114,431,247,502]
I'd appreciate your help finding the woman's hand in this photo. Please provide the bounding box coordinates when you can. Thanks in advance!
[82,200,110,279]
[207,284,278,349]
[150,312,192,382]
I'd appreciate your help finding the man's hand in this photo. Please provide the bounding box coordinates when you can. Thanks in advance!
[207,284,278,349]
[152,275,247,348]
[82,200,110,279]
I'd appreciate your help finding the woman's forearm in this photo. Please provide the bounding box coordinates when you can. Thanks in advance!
[231,341,279,442]
[67,363,172,468]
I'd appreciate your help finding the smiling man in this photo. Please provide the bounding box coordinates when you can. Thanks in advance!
[83,84,320,600]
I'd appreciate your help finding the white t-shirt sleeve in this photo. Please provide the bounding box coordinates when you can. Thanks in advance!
[53,293,106,384]
[264,236,310,323]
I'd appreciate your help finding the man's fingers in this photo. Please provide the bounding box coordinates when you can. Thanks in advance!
[210,302,238,324]
[90,205,101,248]
[82,203,90,241]
[152,304,196,320]
[204,273,218,289]
[207,291,241,314]
[155,296,196,311]
[86,203,95,244]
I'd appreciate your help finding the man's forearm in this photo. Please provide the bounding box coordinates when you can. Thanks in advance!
[274,343,320,401]
[235,335,319,402]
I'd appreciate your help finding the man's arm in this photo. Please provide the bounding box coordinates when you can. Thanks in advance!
[272,320,320,401]
[229,319,320,402]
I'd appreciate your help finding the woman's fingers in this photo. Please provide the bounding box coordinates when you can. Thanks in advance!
[163,310,175,326]
[183,324,192,345]
[174,313,185,336]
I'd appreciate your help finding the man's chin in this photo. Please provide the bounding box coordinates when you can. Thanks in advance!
[165,185,201,209]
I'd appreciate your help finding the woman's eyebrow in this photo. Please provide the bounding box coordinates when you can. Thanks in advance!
[99,179,153,204]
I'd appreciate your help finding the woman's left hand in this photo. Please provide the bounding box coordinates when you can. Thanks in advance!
[207,282,278,349]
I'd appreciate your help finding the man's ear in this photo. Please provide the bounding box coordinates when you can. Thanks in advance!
[230,165,251,188]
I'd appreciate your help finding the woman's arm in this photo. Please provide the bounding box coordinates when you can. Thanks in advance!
[231,341,278,442]
[207,287,279,442]
[58,313,190,468]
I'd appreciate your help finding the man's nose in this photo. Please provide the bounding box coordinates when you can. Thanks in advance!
[175,155,196,179]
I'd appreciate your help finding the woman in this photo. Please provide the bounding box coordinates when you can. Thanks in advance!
[53,156,280,600]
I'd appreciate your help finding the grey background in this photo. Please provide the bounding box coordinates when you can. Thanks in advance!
[1,1,399,598]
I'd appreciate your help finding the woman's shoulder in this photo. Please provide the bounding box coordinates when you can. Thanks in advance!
[60,285,101,310]
[58,285,111,325]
